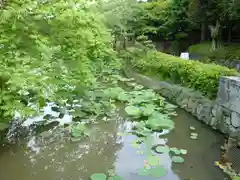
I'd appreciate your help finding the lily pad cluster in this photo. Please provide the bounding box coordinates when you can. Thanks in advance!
[154,145,187,164]
[92,77,177,135]
[90,170,122,180]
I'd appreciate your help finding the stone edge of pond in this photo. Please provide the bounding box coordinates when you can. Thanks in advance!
[124,69,240,143]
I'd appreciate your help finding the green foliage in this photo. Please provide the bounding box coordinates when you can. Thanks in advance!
[71,123,90,138]
[189,42,240,63]
[133,121,152,137]
[125,106,141,118]
[162,0,190,40]
[146,112,174,131]
[0,0,119,123]
[155,145,170,154]
[171,156,185,163]
[170,147,181,155]
[128,0,191,42]
[128,0,169,37]
[128,48,239,99]
[219,0,240,21]
[90,173,107,180]
[90,171,122,180]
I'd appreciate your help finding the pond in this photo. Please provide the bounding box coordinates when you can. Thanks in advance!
[0,74,232,180]
[0,111,229,180]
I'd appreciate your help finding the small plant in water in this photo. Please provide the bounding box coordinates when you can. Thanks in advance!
[90,171,122,180]
[190,132,198,139]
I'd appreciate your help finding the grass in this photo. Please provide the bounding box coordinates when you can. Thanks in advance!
[188,42,240,61]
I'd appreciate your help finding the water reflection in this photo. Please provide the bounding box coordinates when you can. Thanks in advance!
[22,102,73,127]
[0,109,230,180]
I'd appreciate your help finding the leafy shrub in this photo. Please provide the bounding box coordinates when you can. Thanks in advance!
[128,48,239,99]
[0,0,118,123]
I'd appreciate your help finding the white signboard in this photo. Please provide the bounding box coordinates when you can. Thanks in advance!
[180,52,189,60]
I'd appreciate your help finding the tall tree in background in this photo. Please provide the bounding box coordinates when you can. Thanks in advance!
[219,0,240,43]
[94,0,137,50]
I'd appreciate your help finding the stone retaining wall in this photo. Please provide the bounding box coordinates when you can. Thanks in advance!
[125,70,240,141]
[215,76,240,140]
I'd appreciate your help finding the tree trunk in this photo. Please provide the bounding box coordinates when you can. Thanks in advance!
[209,20,220,51]
[211,38,216,51]
[201,23,206,41]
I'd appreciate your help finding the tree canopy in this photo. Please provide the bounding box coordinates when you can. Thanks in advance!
[128,0,240,43]
[0,0,119,122]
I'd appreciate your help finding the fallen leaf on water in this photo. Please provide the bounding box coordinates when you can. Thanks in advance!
[190,126,195,131]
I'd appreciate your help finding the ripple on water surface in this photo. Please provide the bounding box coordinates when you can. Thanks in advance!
[0,109,231,180]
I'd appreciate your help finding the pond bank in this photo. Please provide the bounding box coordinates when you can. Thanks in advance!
[124,70,240,144]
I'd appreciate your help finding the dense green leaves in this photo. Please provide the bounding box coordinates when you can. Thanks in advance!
[0,0,119,123]
[128,49,239,99]
[146,112,174,130]
[125,106,141,117]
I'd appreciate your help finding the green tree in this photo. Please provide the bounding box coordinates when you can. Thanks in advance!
[0,0,117,122]
[94,0,137,50]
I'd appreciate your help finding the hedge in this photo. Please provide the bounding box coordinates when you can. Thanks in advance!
[129,49,239,99]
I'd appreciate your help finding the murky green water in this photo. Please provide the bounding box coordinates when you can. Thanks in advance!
[0,108,229,180]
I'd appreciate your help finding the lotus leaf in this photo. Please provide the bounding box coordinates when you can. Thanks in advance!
[141,104,156,116]
[117,92,129,102]
[146,112,174,131]
[71,123,89,138]
[155,146,170,154]
[71,108,87,118]
[90,173,107,180]
[134,127,152,137]
[147,155,160,166]
[172,156,185,163]
[180,149,187,155]
[170,147,181,155]
[125,106,141,117]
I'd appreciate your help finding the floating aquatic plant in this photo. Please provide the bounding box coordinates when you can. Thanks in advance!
[171,156,185,163]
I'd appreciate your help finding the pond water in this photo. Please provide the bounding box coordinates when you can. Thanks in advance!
[0,108,229,180]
